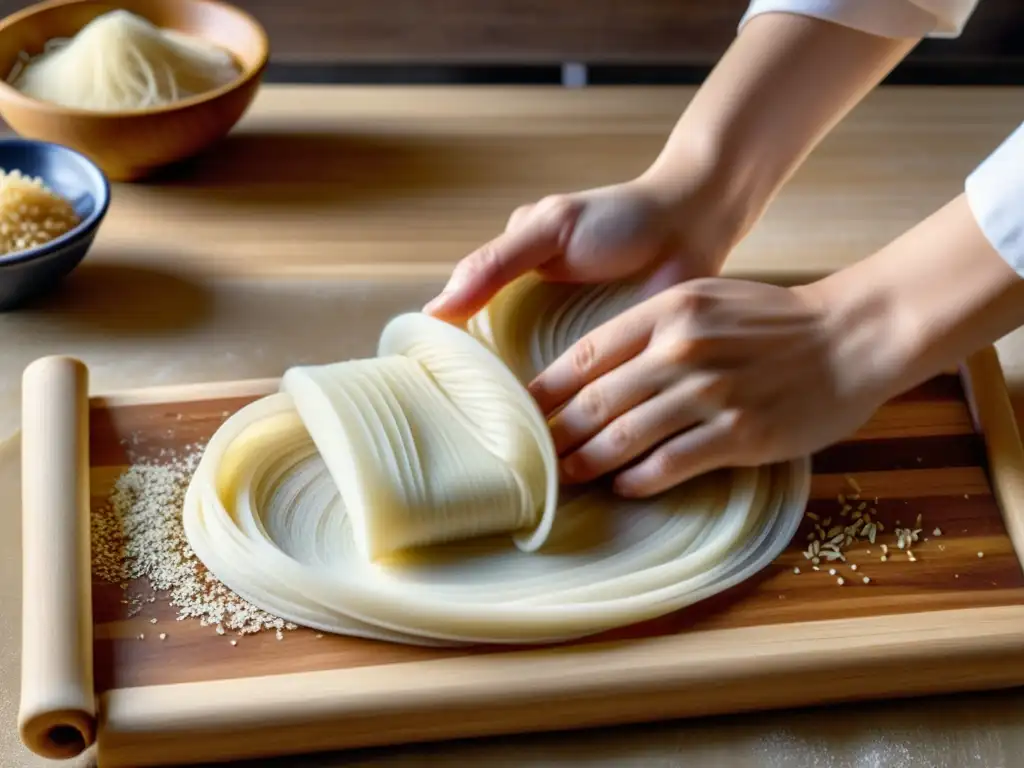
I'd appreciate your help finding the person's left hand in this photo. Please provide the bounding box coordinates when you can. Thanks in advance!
[528,277,895,497]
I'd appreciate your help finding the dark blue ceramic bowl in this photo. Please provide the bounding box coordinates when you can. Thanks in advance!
[0,138,110,311]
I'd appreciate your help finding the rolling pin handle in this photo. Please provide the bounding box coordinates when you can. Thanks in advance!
[18,355,96,759]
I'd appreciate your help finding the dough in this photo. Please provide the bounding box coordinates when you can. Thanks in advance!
[182,276,810,645]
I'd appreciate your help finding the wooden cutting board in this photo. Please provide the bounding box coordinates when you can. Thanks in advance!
[17,347,1024,767]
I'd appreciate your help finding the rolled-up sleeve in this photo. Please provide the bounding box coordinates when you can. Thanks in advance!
[739,0,980,38]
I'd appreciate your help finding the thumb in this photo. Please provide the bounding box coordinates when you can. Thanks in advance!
[424,197,581,322]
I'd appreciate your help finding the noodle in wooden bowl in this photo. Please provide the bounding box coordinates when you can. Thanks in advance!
[0,0,269,181]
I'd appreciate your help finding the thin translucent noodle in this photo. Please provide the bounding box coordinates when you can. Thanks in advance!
[7,10,240,111]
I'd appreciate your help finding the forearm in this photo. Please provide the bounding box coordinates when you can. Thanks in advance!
[809,194,1024,401]
[643,11,918,234]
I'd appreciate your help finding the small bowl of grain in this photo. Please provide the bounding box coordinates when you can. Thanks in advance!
[0,137,110,310]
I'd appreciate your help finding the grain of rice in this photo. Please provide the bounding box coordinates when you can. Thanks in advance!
[0,169,80,254]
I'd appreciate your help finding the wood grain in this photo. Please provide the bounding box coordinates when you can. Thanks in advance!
[0,0,1018,67]
[86,369,1024,693]
[2,82,1024,768]
[45,85,1018,285]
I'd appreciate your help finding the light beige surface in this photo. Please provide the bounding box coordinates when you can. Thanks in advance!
[18,358,93,760]
[2,84,1024,767]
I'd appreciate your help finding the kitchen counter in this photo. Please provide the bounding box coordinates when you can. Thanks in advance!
[2,84,1024,768]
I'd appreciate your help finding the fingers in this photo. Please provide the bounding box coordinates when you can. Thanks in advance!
[423,196,581,322]
[560,393,702,486]
[527,303,657,415]
[548,353,665,455]
[612,413,737,498]
[556,371,725,485]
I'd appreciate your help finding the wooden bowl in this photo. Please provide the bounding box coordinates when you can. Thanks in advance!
[0,0,269,181]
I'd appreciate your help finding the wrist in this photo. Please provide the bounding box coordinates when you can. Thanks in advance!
[639,12,917,267]
[801,195,1024,400]
[794,270,909,409]
[636,129,761,265]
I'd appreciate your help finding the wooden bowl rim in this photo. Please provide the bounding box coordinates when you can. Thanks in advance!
[0,0,269,118]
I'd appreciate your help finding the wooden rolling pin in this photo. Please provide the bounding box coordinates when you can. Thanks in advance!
[18,356,95,759]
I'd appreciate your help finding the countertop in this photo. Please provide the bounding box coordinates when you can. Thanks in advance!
[3,84,1024,767]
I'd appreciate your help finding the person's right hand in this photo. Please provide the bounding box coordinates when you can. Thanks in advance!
[423,173,749,324]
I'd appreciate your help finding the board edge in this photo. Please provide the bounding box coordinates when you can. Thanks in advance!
[89,378,280,407]
[94,603,1024,767]
[962,347,1024,569]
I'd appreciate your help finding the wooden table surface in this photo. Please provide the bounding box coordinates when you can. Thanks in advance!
[2,84,1024,767]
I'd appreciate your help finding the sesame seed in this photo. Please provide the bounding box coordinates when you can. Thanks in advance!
[314,633,323,639]
[138,633,145,640]
[159,633,167,640]
[836,577,845,586]
[862,576,870,584]
[881,555,888,562]
[978,552,985,558]
[828,568,836,576]
[933,528,942,536]
[850,564,858,571]
[793,567,801,575]
[230,640,238,647]
[90,447,297,641]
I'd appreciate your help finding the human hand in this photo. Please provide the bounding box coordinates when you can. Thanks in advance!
[528,277,895,497]
[423,172,746,324]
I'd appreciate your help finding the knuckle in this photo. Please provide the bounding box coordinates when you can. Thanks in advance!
[463,241,503,281]
[535,194,577,227]
[570,335,599,378]
[577,383,607,421]
[728,411,769,452]
[506,204,533,232]
[664,283,715,317]
[646,447,682,479]
[605,418,635,451]
[536,193,570,213]
[658,336,701,366]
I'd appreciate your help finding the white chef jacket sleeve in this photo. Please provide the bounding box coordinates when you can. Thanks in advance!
[965,124,1024,277]
[738,0,980,39]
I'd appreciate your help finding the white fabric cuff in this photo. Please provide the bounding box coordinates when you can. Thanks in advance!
[739,0,978,39]
[965,122,1024,278]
